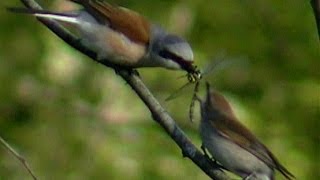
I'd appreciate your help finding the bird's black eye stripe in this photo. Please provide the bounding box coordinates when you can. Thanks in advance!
[159,49,193,72]
[159,49,182,61]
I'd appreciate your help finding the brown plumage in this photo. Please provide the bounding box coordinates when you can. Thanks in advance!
[201,83,295,179]
[70,0,150,44]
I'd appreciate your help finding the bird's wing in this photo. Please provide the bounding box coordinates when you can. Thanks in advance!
[209,112,276,169]
[209,113,294,179]
[72,0,150,44]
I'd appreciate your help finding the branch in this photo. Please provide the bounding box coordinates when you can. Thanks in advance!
[311,0,320,39]
[0,136,37,180]
[18,0,230,179]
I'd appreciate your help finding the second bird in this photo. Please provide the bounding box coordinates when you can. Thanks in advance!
[198,83,294,180]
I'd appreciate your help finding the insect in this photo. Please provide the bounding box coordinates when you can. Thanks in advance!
[167,54,245,122]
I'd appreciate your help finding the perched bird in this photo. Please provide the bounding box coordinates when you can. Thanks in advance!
[198,82,294,180]
[8,0,200,78]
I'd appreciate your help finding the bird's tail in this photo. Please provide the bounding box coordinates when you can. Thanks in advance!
[7,7,80,25]
[277,163,295,180]
[267,151,295,180]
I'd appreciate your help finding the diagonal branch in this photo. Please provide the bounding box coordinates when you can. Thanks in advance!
[0,136,37,180]
[311,0,320,39]
[17,0,230,179]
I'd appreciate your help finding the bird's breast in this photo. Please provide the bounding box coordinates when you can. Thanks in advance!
[79,21,149,66]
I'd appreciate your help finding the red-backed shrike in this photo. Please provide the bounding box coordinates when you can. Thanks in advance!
[197,83,294,180]
[8,0,201,80]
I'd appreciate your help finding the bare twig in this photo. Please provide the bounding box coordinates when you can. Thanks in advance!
[311,0,320,39]
[15,0,231,179]
[0,136,37,180]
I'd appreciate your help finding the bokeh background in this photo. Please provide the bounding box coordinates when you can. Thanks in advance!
[0,0,319,179]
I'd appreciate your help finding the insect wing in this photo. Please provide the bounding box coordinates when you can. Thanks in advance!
[165,81,193,101]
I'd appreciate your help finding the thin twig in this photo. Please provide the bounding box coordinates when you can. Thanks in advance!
[15,0,231,179]
[0,136,37,180]
[311,0,320,39]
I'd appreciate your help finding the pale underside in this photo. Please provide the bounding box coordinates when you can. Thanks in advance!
[81,22,148,66]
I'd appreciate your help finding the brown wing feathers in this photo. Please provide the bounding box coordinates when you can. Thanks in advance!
[211,113,294,179]
[70,0,150,44]
[208,91,294,179]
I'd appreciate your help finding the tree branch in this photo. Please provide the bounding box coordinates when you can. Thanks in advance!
[0,136,37,180]
[311,0,320,39]
[17,0,230,179]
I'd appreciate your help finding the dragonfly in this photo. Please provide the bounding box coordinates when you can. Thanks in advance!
[166,54,246,122]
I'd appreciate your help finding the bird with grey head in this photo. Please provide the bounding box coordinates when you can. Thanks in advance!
[7,0,198,76]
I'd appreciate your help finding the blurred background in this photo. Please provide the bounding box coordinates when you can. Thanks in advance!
[0,0,319,179]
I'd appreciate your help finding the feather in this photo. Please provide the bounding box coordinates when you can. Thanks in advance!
[7,7,79,24]
[71,0,150,44]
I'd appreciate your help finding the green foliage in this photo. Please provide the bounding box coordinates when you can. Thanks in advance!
[0,0,318,179]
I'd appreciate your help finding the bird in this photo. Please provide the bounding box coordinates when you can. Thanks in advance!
[7,0,201,79]
[197,82,295,180]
